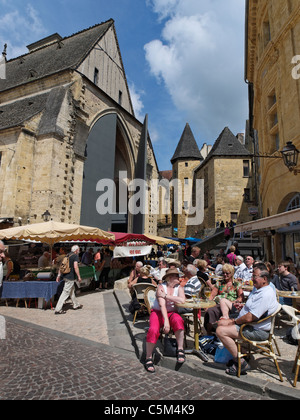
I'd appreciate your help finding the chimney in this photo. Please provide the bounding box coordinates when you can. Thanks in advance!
[27,33,63,53]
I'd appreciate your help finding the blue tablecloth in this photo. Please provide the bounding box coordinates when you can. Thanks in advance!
[0,281,59,302]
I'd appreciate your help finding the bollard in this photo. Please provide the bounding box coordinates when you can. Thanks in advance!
[0,316,6,340]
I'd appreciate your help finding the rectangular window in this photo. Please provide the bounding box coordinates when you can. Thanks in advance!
[243,160,250,177]
[94,68,99,85]
[230,212,238,221]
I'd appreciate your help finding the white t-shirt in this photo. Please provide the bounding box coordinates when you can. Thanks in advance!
[238,285,279,331]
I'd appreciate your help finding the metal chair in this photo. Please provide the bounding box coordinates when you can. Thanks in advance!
[282,305,300,387]
[132,283,156,325]
[235,304,283,381]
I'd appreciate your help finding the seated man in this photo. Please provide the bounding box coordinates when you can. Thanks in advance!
[275,261,298,306]
[216,264,279,376]
[177,264,201,314]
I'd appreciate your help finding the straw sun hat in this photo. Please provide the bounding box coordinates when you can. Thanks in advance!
[162,267,181,281]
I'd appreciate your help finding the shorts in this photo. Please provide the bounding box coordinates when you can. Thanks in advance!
[236,325,269,341]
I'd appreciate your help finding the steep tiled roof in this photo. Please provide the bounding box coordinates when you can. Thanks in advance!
[171,123,202,164]
[205,126,251,158]
[0,87,67,134]
[0,20,114,92]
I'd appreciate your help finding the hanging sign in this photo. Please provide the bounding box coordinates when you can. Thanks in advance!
[113,244,153,258]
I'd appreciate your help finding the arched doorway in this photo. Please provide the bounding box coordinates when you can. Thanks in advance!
[278,193,300,264]
[80,113,134,232]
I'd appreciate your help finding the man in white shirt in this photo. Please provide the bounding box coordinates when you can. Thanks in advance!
[236,255,254,282]
[234,256,247,279]
[216,264,279,376]
[152,259,168,283]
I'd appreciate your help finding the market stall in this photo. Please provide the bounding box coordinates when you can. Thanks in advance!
[0,221,114,307]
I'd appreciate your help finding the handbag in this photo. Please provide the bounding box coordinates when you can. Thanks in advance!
[163,336,178,357]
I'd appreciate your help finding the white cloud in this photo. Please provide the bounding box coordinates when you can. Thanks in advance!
[0,3,47,58]
[129,82,145,123]
[145,0,247,142]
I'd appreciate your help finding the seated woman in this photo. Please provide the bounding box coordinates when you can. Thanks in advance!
[128,266,157,315]
[145,268,186,373]
[204,264,244,335]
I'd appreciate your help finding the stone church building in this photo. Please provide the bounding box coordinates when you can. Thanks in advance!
[0,20,159,234]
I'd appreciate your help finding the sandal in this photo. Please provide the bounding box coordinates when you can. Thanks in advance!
[226,360,250,376]
[144,358,155,373]
[177,349,186,364]
[55,310,66,315]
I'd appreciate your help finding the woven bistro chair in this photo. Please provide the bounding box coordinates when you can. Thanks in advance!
[282,305,300,387]
[235,304,283,381]
[144,287,157,315]
[132,283,157,325]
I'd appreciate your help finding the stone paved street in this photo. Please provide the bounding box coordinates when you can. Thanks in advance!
[0,289,274,402]
[0,319,269,401]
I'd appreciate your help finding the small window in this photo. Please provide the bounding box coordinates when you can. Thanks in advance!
[118,90,123,105]
[185,162,188,167]
[94,68,99,85]
[184,177,189,185]
[243,160,250,177]
[244,188,251,203]
[230,212,238,221]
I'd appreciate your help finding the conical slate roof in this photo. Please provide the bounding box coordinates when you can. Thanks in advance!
[171,123,202,164]
[205,126,250,159]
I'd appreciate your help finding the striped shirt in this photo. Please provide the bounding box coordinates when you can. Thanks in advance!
[184,276,201,297]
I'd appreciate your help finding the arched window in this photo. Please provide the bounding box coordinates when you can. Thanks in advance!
[286,193,300,226]
[286,193,300,211]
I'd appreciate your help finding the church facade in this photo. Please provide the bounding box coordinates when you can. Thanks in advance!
[0,20,159,233]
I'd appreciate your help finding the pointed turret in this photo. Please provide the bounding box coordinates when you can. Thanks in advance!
[171,123,202,164]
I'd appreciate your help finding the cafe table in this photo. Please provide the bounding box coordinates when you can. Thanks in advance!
[277,290,300,308]
[176,298,216,362]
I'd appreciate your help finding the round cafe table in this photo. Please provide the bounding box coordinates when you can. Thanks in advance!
[277,290,300,308]
[176,299,216,362]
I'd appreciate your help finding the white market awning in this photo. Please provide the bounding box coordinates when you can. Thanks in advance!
[234,208,300,234]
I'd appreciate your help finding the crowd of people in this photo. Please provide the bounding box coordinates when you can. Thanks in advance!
[125,242,300,375]
[1,237,299,377]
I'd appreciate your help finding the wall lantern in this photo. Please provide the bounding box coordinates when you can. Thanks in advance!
[42,210,51,222]
[281,141,300,175]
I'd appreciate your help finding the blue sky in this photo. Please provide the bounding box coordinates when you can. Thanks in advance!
[0,0,248,171]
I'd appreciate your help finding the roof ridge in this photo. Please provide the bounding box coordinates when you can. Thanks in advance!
[6,19,114,63]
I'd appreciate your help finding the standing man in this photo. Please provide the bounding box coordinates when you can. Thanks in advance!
[55,245,83,315]
[187,246,201,264]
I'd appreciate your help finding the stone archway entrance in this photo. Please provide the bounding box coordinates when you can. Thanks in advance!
[80,113,133,232]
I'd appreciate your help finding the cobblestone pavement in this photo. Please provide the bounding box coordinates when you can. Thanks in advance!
[0,290,273,401]
[0,320,270,401]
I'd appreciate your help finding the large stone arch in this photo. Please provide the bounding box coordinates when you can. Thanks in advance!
[80,111,136,232]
